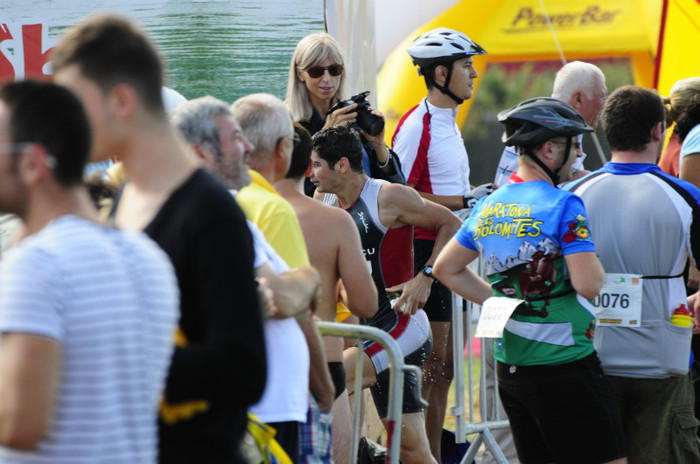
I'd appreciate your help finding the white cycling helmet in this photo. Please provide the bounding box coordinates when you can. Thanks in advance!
[407,28,486,104]
[407,28,486,70]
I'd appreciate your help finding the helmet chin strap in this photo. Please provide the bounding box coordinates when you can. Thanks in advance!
[556,137,573,184]
[523,137,572,187]
[425,62,464,105]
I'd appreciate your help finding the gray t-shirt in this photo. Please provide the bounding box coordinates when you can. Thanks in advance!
[567,163,700,378]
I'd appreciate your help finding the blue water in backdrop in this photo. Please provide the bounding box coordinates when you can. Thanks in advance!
[4,0,325,103]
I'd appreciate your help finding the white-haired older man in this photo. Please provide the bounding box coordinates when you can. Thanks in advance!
[494,60,607,186]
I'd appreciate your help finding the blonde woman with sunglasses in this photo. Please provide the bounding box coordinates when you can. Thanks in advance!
[286,32,405,196]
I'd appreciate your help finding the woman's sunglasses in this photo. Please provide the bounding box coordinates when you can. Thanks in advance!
[302,64,344,79]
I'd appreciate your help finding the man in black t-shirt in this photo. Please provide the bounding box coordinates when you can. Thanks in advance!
[53,14,266,464]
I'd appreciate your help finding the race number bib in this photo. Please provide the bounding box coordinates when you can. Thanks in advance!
[593,273,643,327]
[475,297,522,338]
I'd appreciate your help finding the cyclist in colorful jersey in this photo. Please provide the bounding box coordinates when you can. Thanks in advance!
[391,28,492,459]
[434,98,627,464]
[566,86,700,463]
[311,124,461,464]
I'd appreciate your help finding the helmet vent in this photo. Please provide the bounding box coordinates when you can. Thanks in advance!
[407,27,487,68]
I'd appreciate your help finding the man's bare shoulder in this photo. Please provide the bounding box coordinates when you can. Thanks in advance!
[378,182,421,205]
[376,182,424,227]
[276,190,352,254]
[296,195,355,236]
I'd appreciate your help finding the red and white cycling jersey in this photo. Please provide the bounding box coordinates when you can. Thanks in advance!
[392,98,470,240]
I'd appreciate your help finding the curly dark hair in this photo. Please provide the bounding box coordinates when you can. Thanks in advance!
[311,124,364,173]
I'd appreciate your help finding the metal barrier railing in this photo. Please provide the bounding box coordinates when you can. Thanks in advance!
[450,260,511,464]
[316,321,426,464]
[317,257,510,463]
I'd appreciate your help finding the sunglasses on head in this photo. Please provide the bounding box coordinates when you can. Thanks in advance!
[302,64,344,79]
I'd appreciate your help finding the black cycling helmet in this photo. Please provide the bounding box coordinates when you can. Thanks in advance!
[498,97,593,185]
[498,97,593,146]
[407,28,487,105]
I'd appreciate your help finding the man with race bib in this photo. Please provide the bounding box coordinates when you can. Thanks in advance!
[566,86,700,463]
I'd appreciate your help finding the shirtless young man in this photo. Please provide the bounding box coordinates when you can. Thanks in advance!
[310,124,462,464]
[275,123,378,464]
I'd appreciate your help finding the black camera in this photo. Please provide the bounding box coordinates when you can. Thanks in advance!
[328,91,385,136]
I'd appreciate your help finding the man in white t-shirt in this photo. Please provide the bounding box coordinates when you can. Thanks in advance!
[493,61,607,187]
[0,80,178,462]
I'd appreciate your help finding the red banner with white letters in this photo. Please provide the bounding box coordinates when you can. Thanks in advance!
[0,23,55,82]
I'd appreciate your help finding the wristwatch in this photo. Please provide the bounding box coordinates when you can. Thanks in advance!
[421,265,436,280]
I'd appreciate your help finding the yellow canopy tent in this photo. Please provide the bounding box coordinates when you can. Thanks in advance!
[655,0,700,95]
[378,0,678,142]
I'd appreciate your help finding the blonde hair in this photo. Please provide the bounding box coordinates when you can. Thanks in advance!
[285,32,346,122]
[666,77,700,125]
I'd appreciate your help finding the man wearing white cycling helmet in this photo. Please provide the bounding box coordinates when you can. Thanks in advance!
[434,97,627,464]
[391,28,492,461]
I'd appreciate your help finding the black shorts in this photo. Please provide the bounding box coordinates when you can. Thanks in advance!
[266,421,300,463]
[497,352,626,464]
[327,361,346,400]
[369,335,432,418]
[414,238,453,322]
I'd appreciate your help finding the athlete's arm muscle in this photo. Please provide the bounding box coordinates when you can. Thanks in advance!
[414,190,464,211]
[380,184,461,314]
[380,184,461,262]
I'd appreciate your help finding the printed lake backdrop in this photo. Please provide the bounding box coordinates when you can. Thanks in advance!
[2,0,325,103]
